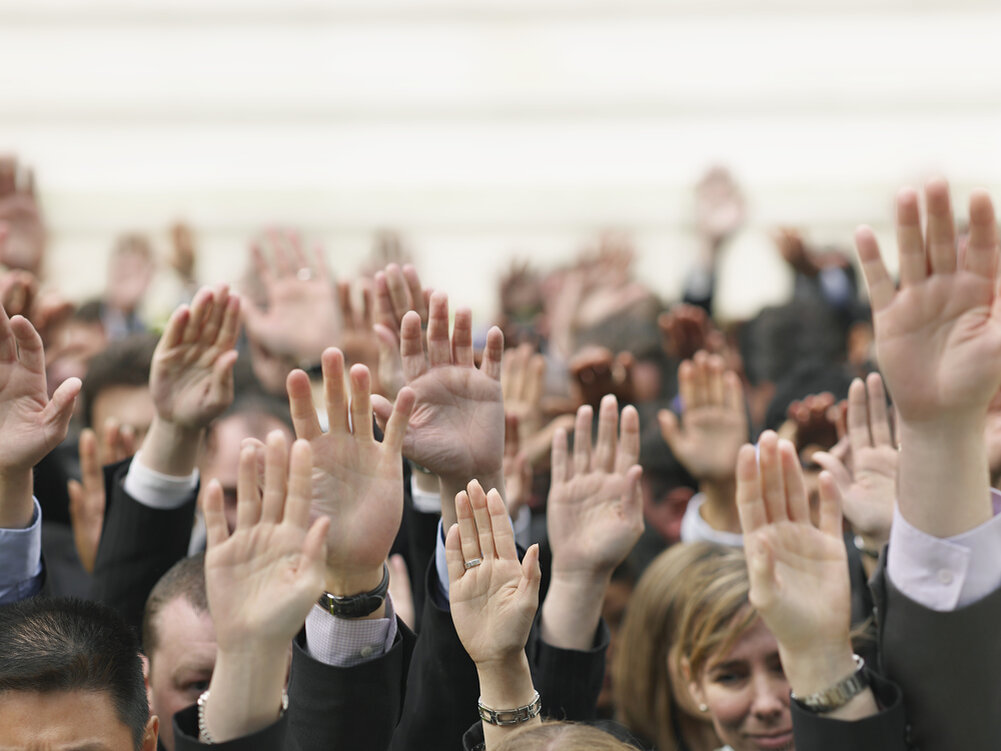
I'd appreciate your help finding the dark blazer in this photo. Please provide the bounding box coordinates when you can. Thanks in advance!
[89,458,198,641]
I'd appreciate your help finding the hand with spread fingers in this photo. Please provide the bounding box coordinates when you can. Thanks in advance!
[202,432,330,742]
[0,303,80,529]
[286,350,415,598]
[242,230,340,363]
[372,263,429,401]
[659,350,747,482]
[143,284,240,477]
[67,420,136,573]
[542,394,643,649]
[813,373,897,561]
[446,481,542,747]
[855,179,999,537]
[336,278,380,378]
[736,432,877,719]
[371,290,506,531]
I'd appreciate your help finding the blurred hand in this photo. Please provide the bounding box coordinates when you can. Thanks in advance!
[372,262,429,401]
[0,158,45,274]
[695,166,745,245]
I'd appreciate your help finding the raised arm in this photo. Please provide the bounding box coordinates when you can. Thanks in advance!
[197,432,329,744]
[447,481,542,750]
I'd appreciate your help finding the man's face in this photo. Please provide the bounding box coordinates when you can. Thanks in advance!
[0,688,157,750]
[147,597,216,751]
[91,384,156,447]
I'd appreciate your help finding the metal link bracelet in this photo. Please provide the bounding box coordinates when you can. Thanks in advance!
[477,690,542,727]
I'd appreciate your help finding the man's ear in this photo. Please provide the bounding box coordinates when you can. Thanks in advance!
[142,715,159,751]
[140,653,153,715]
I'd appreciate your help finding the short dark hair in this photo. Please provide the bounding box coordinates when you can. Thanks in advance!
[80,332,158,428]
[0,597,149,751]
[142,553,208,657]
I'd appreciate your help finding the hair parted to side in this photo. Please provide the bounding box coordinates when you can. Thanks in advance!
[0,597,150,751]
[142,552,207,655]
[493,721,640,750]
[611,542,738,751]
[675,548,757,682]
[80,332,159,428]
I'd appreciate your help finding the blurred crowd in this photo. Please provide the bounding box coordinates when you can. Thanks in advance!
[0,154,997,751]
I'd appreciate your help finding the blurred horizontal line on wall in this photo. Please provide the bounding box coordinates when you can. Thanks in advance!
[0,1,996,25]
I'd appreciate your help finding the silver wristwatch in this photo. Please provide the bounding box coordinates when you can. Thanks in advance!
[790,654,869,713]
[477,690,542,726]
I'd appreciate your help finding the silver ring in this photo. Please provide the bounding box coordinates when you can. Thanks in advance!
[463,558,482,570]
[297,267,314,281]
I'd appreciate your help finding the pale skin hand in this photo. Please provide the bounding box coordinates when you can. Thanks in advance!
[659,351,746,533]
[736,432,878,720]
[144,285,240,477]
[202,433,329,742]
[0,305,80,529]
[371,291,506,532]
[813,374,897,555]
[286,350,415,598]
[67,421,136,573]
[446,481,542,750]
[372,262,429,402]
[855,179,999,536]
[242,230,340,362]
[542,394,643,650]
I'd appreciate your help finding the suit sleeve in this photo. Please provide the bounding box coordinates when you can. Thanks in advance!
[172,705,286,751]
[88,457,198,640]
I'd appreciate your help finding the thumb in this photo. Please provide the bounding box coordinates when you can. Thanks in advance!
[658,408,682,450]
[520,543,542,607]
[44,377,82,438]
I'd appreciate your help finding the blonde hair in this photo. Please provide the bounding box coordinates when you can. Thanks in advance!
[493,721,637,751]
[611,543,739,751]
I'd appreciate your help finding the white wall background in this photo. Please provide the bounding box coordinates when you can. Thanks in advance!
[2,0,1000,322]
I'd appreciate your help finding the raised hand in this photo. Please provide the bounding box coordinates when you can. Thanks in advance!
[286,349,415,596]
[813,374,897,554]
[372,262,429,401]
[336,278,380,377]
[242,230,340,363]
[736,432,875,718]
[0,304,80,528]
[855,179,998,535]
[695,166,745,246]
[659,351,747,481]
[151,284,240,429]
[446,481,543,747]
[502,343,545,439]
[371,290,505,530]
[202,432,329,741]
[67,421,136,573]
[542,395,643,649]
[502,414,533,521]
[0,157,45,274]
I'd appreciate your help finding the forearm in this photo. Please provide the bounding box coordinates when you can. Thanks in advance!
[204,648,288,742]
[475,653,541,750]
[139,416,203,477]
[698,477,740,534]
[439,470,505,532]
[897,419,993,537]
[0,467,34,528]
[540,572,608,651]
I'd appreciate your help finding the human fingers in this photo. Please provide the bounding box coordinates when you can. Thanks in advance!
[382,387,416,456]
[349,364,375,442]
[865,373,893,446]
[488,488,517,560]
[400,311,428,382]
[895,188,928,287]
[260,431,289,525]
[758,431,785,522]
[572,404,593,476]
[924,178,957,275]
[235,444,262,530]
[846,378,871,456]
[384,263,412,319]
[204,479,231,550]
[9,314,43,373]
[402,265,428,321]
[593,394,618,472]
[425,291,451,367]
[283,439,314,530]
[615,404,641,473]
[735,443,767,533]
[182,286,213,344]
[199,284,229,347]
[286,369,323,441]
[677,359,695,412]
[480,327,504,381]
[451,308,474,367]
[817,470,844,539]
[445,522,466,587]
[780,439,810,523]
[550,426,570,484]
[322,348,349,434]
[706,354,725,406]
[965,190,999,281]
[455,489,482,565]
[691,351,710,407]
[854,226,894,312]
[469,480,496,560]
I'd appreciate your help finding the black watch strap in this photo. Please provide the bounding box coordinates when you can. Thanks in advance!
[317,562,390,619]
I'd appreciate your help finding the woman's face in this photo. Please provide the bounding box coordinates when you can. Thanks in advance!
[688,618,794,751]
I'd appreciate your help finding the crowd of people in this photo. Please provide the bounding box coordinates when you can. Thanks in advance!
[0,156,997,750]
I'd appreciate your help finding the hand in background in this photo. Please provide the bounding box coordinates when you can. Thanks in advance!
[286,349,414,598]
[67,420,136,573]
[371,290,505,530]
[0,157,45,275]
[202,432,329,741]
[659,351,747,482]
[542,394,643,649]
[372,262,429,401]
[813,374,897,554]
[242,230,340,363]
[0,304,80,528]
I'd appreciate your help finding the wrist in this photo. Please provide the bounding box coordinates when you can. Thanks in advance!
[778,642,857,697]
[698,478,741,534]
[139,417,203,477]
[0,468,34,528]
[540,570,609,651]
[204,649,288,742]
[323,564,388,620]
[475,651,535,705]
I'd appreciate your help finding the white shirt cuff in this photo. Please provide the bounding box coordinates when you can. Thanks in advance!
[304,595,398,667]
[410,474,442,514]
[0,498,44,603]
[679,492,744,547]
[887,489,1001,612]
[124,453,199,510]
